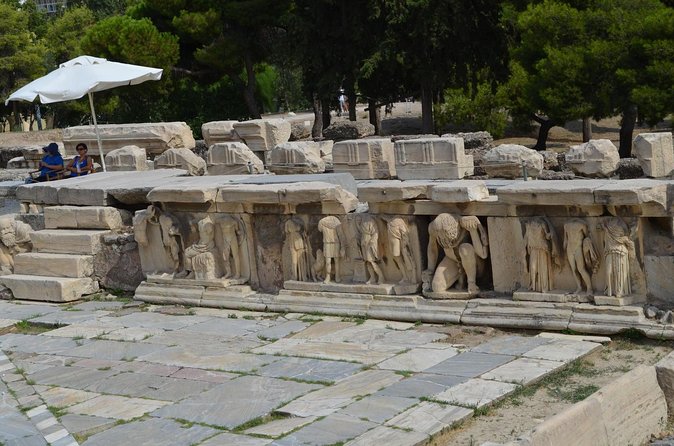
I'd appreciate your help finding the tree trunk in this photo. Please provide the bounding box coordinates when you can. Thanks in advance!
[582,117,592,142]
[344,75,357,122]
[532,114,555,151]
[322,100,331,131]
[311,93,323,138]
[11,102,21,132]
[242,52,261,119]
[368,99,382,135]
[619,105,637,158]
[420,80,434,134]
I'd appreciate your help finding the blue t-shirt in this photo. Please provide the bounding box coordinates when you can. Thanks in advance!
[39,153,64,177]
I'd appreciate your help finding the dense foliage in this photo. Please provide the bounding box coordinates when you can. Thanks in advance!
[0,0,672,155]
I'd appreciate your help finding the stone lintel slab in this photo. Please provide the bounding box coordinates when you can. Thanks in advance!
[594,294,647,306]
[495,180,607,206]
[216,182,358,213]
[234,173,358,196]
[44,205,131,230]
[461,299,573,331]
[0,275,98,302]
[356,180,434,203]
[593,179,668,209]
[146,176,250,203]
[429,180,490,203]
[17,170,189,206]
[513,290,592,304]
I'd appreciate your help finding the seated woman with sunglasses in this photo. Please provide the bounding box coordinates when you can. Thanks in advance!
[66,143,94,176]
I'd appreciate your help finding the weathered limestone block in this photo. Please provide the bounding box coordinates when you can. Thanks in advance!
[483,144,544,179]
[104,145,148,172]
[323,121,375,141]
[201,120,240,147]
[645,255,674,304]
[44,206,131,230]
[62,122,196,156]
[332,138,396,179]
[95,233,144,291]
[14,253,93,278]
[566,139,620,178]
[206,142,264,175]
[154,148,206,176]
[30,229,109,255]
[289,120,311,141]
[518,398,608,446]
[0,274,98,302]
[269,142,325,175]
[394,137,473,180]
[7,156,39,169]
[633,132,674,178]
[655,351,674,414]
[591,366,667,446]
[232,119,292,153]
[0,215,33,275]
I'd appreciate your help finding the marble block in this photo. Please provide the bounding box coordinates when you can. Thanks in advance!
[394,137,474,180]
[332,138,396,179]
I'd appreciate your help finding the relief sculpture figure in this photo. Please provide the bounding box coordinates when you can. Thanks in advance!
[0,216,32,275]
[317,216,345,283]
[424,214,489,295]
[386,217,415,284]
[602,218,635,298]
[285,218,313,282]
[357,216,385,285]
[524,217,562,293]
[134,204,183,275]
[563,219,599,295]
[184,216,217,280]
[219,216,243,279]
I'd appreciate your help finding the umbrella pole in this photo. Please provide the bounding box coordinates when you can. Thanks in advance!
[88,92,107,172]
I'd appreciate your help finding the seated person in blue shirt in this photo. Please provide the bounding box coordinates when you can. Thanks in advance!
[66,143,94,176]
[29,143,64,182]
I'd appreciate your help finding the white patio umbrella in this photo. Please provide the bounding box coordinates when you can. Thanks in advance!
[5,55,163,172]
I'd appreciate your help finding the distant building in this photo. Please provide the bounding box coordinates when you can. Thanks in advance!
[34,0,66,14]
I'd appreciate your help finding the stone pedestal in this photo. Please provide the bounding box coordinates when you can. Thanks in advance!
[332,139,396,179]
[284,280,420,296]
[394,137,473,180]
[513,289,592,304]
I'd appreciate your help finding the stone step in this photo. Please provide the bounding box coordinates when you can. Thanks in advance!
[30,229,110,255]
[14,253,93,278]
[0,275,98,302]
[44,205,131,230]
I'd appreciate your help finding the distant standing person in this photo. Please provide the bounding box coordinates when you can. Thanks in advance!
[66,143,94,176]
[338,90,348,116]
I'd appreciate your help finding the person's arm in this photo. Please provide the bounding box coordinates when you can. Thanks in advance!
[85,157,94,172]
[66,158,76,172]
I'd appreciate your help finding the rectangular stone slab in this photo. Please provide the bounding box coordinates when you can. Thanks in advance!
[430,180,490,203]
[496,180,607,206]
[30,229,109,255]
[13,253,93,278]
[146,175,250,203]
[44,206,130,229]
[357,180,433,203]
[0,275,98,302]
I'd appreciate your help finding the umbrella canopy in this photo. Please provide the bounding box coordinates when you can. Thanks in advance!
[5,55,163,172]
[5,56,162,104]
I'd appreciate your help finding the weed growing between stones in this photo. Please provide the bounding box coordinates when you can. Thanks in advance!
[12,320,54,334]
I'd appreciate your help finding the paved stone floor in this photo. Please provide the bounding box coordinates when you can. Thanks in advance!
[0,299,603,446]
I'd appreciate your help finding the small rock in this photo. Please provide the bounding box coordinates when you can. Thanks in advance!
[615,158,645,179]
[645,305,659,319]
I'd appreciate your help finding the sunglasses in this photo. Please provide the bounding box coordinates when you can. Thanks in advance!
[76,147,87,151]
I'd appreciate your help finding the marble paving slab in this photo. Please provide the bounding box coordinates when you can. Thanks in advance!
[435,378,518,408]
[256,356,363,383]
[68,394,170,420]
[424,352,515,377]
[278,370,402,417]
[271,413,377,446]
[385,401,473,435]
[481,357,564,384]
[376,345,459,372]
[523,339,601,362]
[81,417,215,446]
[151,375,321,429]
